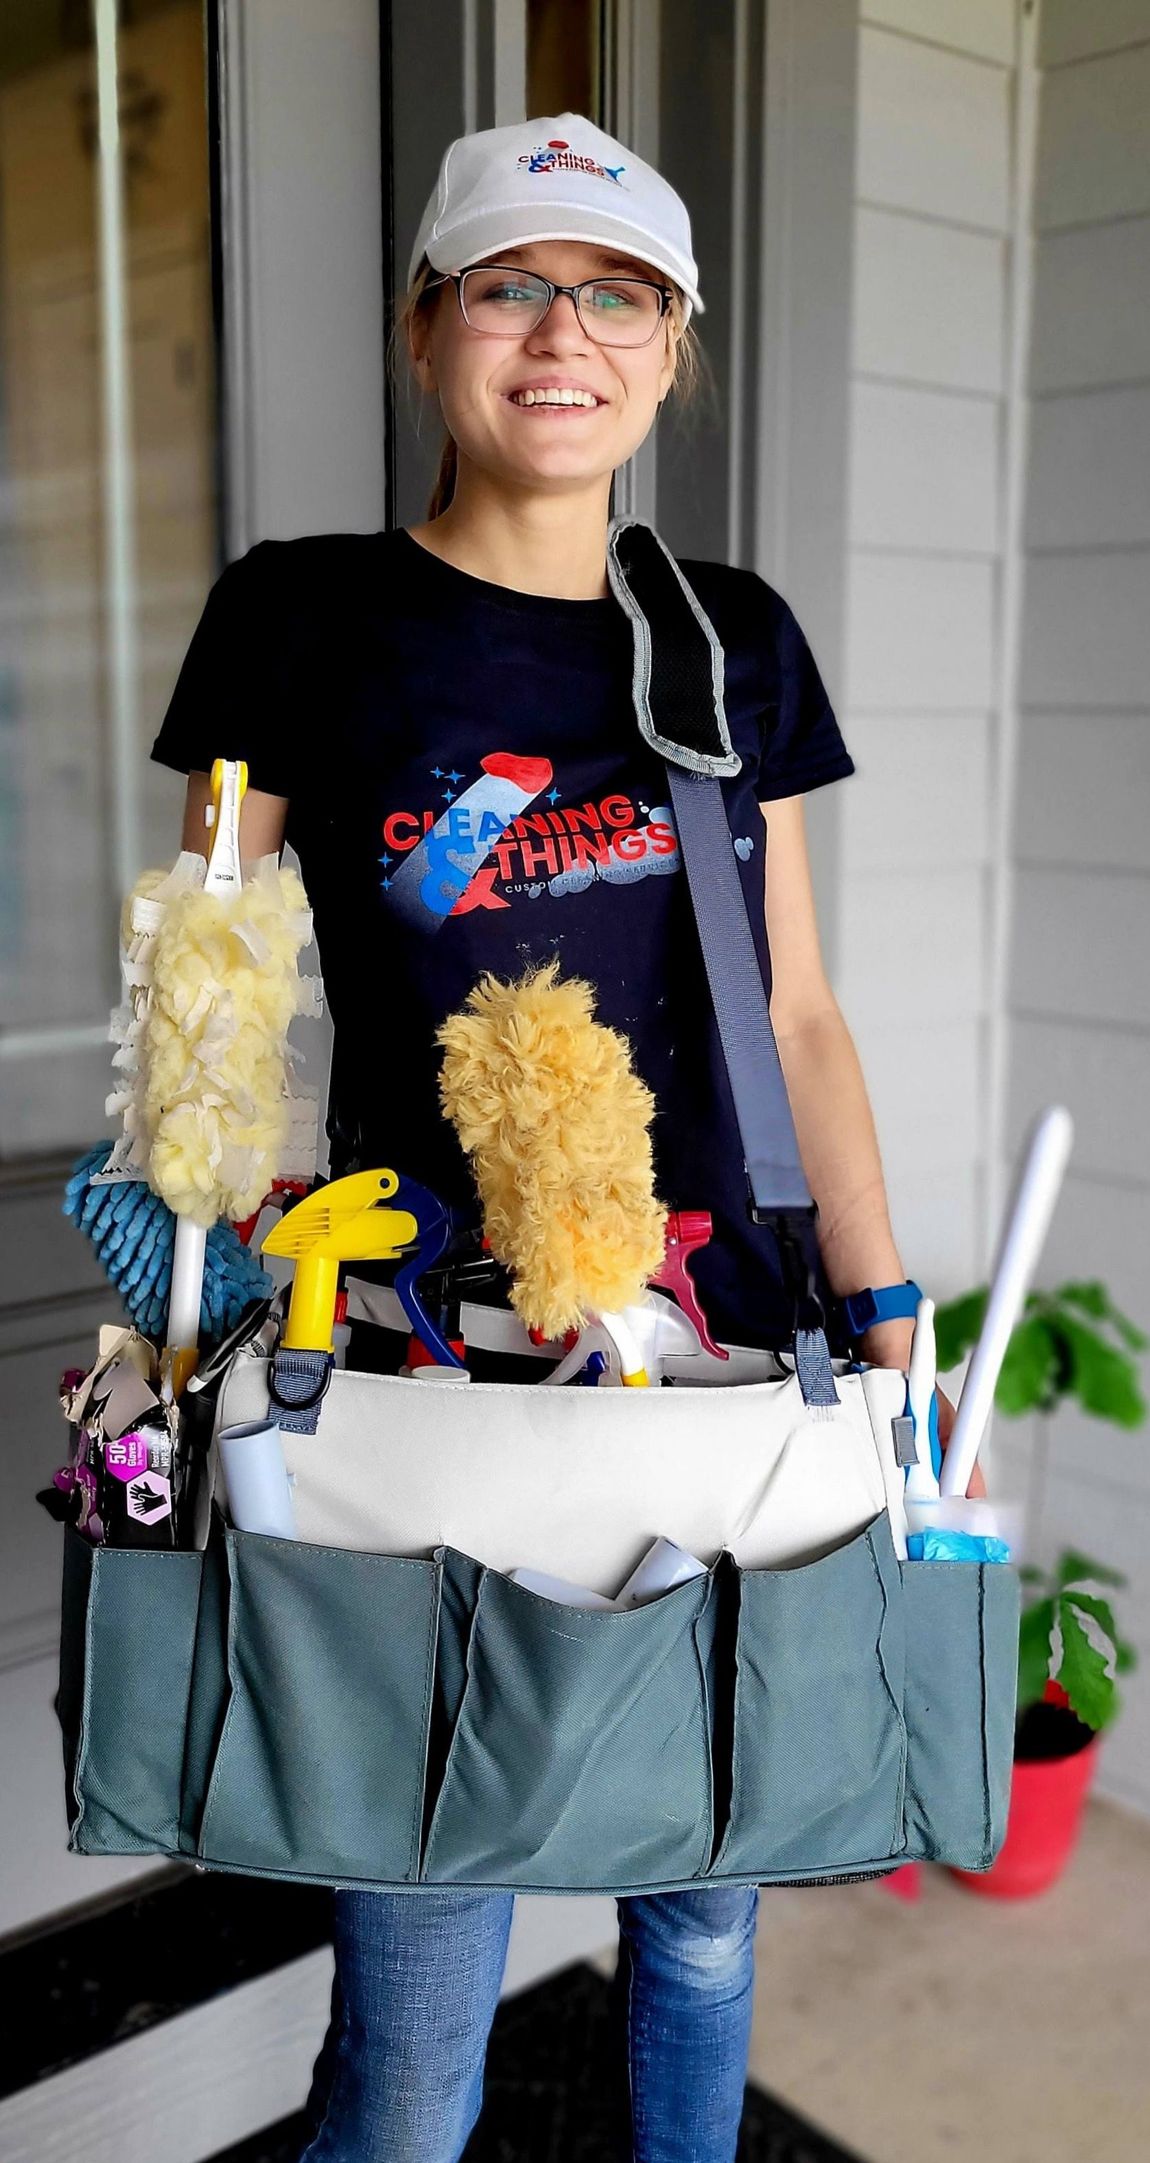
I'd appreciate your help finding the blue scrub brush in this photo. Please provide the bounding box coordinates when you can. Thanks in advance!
[64,1142,273,1345]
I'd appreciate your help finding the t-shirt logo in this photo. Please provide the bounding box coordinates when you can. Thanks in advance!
[382,752,679,930]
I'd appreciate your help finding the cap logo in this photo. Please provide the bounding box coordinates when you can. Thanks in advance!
[517,138,627,186]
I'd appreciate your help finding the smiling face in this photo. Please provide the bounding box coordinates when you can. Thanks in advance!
[408,239,681,498]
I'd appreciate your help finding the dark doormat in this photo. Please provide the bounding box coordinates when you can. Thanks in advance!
[207,1958,866,2163]
[0,1871,333,2100]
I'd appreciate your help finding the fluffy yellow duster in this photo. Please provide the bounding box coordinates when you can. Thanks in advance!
[436,957,668,1339]
[136,858,315,1227]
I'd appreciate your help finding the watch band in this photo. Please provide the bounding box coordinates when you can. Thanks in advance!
[842,1279,924,1337]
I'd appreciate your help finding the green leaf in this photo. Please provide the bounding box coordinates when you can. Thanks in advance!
[1063,1590,1118,1655]
[1105,1302,1150,1355]
[1017,1598,1054,1712]
[1056,1598,1117,1730]
[1063,1595,1137,1686]
[1055,1549,1127,1593]
[1110,1311,1150,1355]
[996,1315,1059,1414]
[934,1287,988,1373]
[1060,1313,1147,1426]
[1057,1281,1108,1320]
[1059,1282,1150,1354]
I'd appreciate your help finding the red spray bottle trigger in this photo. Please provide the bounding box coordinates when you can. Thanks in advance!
[406,1333,467,1372]
[649,1210,728,1361]
[528,1324,580,1351]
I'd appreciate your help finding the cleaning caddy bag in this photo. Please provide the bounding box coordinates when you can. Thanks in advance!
[54,519,1021,1897]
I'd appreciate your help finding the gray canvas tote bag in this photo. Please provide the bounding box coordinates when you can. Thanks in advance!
[55,519,1021,1895]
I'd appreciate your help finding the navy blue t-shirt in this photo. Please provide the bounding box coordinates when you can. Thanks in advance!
[151,527,855,1350]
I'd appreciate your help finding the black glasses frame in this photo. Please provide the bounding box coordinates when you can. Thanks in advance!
[426,265,673,347]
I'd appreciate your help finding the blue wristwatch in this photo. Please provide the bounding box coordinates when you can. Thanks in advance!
[842,1279,924,1338]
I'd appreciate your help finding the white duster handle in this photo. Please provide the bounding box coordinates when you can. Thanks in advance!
[939,1105,1074,1497]
[203,756,245,894]
[162,759,247,1393]
[167,1218,207,1353]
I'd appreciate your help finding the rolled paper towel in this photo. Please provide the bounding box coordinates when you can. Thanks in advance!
[509,1567,615,1609]
[614,1536,708,1605]
[219,1419,296,1538]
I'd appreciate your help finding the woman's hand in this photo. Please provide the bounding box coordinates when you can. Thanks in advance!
[761,801,990,1494]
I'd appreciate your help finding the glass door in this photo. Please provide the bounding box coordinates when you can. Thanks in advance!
[0,0,220,1159]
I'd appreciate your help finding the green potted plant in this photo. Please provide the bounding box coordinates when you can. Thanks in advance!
[934,1280,1144,1898]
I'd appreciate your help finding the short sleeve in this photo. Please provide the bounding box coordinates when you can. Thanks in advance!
[754,582,856,802]
[150,541,303,799]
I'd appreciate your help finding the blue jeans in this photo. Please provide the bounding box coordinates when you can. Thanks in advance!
[297,1883,760,2162]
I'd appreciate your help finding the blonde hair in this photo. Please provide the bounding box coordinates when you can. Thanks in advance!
[390,255,708,520]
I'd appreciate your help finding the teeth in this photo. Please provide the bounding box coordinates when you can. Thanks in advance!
[511,388,599,407]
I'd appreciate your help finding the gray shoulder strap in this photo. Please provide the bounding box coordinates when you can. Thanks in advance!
[606,517,837,1401]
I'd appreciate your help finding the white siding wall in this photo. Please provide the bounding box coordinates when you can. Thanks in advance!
[1005,0,1150,1814]
[840,0,1150,1815]
[838,2,1018,1293]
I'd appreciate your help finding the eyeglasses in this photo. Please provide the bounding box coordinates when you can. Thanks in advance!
[427,265,673,348]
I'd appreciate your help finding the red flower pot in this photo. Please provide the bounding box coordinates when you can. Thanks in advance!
[949,1680,1102,1900]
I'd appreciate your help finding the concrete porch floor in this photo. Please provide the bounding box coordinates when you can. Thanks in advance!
[590,1797,1149,2163]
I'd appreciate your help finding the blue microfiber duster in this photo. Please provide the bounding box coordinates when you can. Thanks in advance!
[64,1143,273,1345]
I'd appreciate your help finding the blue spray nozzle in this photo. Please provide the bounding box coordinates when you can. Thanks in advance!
[388,1176,483,1370]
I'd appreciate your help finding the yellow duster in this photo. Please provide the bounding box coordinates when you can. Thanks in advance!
[124,857,316,1229]
[436,956,668,1340]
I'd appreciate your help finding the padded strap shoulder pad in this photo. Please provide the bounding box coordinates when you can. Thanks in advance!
[606,516,741,778]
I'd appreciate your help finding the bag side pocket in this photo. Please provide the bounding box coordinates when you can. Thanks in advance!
[900,1557,1021,1868]
[179,1521,231,1855]
[714,1511,908,1879]
[694,1552,739,1873]
[58,1526,203,1856]
[417,1541,482,1872]
[420,1550,716,1890]
[57,1524,93,1837]
[197,1529,440,1882]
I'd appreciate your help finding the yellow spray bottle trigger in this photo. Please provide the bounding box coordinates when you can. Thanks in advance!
[261,1169,417,1353]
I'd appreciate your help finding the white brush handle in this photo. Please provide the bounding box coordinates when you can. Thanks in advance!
[598,1308,649,1384]
[168,1216,206,1351]
[163,758,246,1372]
[939,1105,1074,1497]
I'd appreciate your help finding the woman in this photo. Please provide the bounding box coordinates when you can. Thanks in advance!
[153,111,981,2163]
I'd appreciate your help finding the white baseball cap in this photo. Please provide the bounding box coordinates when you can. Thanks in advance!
[407,112,704,320]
